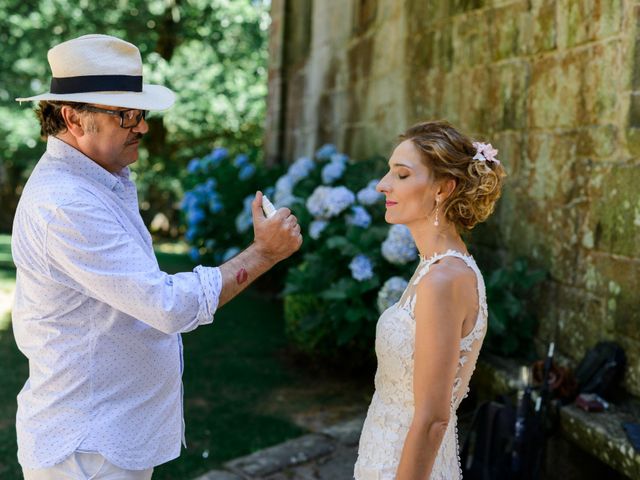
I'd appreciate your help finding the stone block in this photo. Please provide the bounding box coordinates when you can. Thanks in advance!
[529,54,581,129]
[529,42,622,128]
[561,403,640,479]
[491,131,526,177]
[631,35,640,91]
[487,60,530,132]
[528,0,557,54]
[406,24,454,73]
[406,0,451,27]
[457,66,492,133]
[579,40,624,126]
[352,0,378,35]
[451,0,486,15]
[225,433,335,477]
[263,446,358,480]
[525,131,580,205]
[589,163,640,258]
[489,1,529,61]
[370,12,406,79]
[283,0,312,67]
[321,415,366,446]
[312,0,353,49]
[628,92,640,129]
[557,0,624,49]
[576,252,640,345]
[553,286,609,363]
[347,36,375,86]
[452,10,491,67]
[576,124,619,159]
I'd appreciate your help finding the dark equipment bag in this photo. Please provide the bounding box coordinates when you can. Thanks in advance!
[460,399,515,480]
[574,341,626,399]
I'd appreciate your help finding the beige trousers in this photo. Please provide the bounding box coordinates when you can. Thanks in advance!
[22,451,154,480]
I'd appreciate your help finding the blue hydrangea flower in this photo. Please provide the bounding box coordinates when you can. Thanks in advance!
[189,247,200,262]
[329,153,349,165]
[309,219,329,239]
[357,179,383,205]
[204,178,217,191]
[377,276,409,313]
[208,193,223,214]
[201,147,228,169]
[235,212,253,233]
[185,227,198,243]
[235,195,255,233]
[205,239,216,250]
[306,185,355,219]
[233,154,249,168]
[349,254,374,282]
[181,191,199,212]
[274,174,295,207]
[274,194,299,209]
[238,164,256,181]
[222,246,241,262]
[315,143,337,160]
[187,158,200,174]
[321,161,346,184]
[187,208,206,225]
[211,147,228,163]
[288,156,315,184]
[346,205,372,228]
[381,224,418,265]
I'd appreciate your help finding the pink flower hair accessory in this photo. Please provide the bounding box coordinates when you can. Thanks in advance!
[472,142,500,165]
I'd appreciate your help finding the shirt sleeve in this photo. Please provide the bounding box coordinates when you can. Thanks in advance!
[45,200,222,334]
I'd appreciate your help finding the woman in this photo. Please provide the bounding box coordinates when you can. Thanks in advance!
[354,121,506,479]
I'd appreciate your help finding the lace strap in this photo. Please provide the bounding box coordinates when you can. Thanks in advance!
[412,249,474,285]
[410,250,488,348]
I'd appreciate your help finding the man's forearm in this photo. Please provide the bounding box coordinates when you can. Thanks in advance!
[217,243,276,308]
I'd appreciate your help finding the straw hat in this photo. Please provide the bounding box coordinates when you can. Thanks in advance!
[16,34,175,111]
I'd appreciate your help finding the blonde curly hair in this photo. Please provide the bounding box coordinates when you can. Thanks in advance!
[400,121,506,230]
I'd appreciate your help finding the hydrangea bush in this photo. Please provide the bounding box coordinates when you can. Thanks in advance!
[182,143,420,362]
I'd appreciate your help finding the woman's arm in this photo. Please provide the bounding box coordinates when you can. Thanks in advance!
[395,268,466,480]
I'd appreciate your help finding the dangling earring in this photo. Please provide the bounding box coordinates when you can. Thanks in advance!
[434,199,440,227]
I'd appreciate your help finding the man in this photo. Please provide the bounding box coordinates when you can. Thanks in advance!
[12,34,302,479]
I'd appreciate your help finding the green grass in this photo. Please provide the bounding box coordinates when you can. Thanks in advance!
[0,234,13,270]
[0,238,338,479]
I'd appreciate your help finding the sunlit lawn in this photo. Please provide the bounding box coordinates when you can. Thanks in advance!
[0,237,368,479]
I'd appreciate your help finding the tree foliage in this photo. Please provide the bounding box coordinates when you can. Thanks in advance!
[0,0,270,232]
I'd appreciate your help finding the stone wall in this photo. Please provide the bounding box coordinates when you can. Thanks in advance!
[266,0,640,396]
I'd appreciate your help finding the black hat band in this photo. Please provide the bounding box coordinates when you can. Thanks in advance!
[50,75,143,94]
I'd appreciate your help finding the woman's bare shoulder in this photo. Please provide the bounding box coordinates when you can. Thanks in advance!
[416,256,476,296]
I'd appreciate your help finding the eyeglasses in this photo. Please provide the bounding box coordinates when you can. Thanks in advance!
[76,105,148,129]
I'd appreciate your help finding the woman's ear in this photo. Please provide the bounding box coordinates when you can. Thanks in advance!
[437,178,457,200]
[59,105,85,139]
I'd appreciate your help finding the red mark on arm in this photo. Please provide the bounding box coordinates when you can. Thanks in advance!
[236,268,248,284]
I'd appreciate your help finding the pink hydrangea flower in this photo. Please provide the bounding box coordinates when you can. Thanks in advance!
[472,142,500,164]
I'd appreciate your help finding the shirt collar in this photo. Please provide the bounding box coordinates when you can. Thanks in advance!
[46,136,127,192]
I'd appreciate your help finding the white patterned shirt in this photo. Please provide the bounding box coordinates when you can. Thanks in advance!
[11,137,222,470]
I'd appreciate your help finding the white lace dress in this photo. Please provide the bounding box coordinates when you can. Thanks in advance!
[354,250,488,480]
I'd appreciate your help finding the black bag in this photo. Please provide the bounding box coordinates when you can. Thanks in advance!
[574,341,626,399]
[461,396,546,480]
[461,399,515,480]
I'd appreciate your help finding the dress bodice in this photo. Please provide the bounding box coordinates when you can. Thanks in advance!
[355,250,488,480]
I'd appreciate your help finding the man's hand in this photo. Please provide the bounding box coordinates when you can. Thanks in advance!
[251,191,302,263]
[216,191,302,308]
